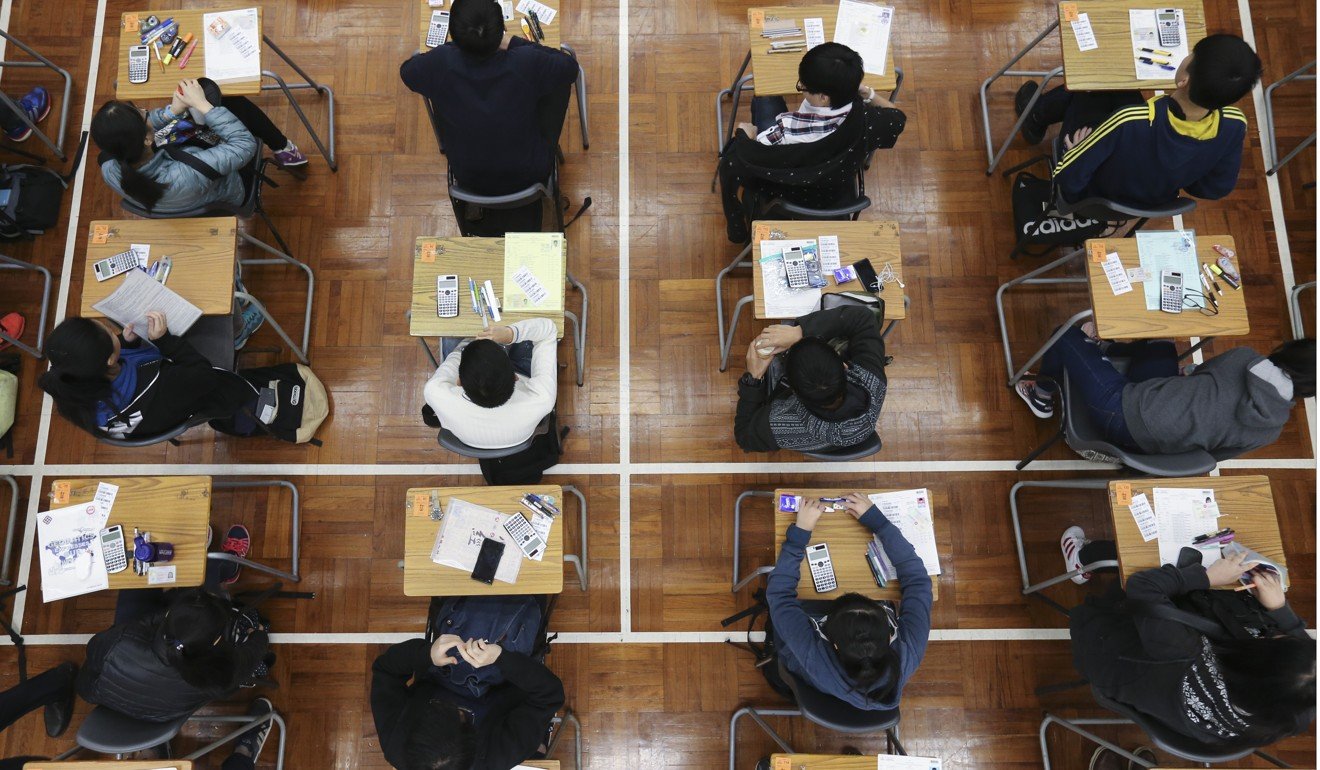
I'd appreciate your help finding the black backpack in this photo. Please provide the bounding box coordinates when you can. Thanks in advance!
[0,131,88,240]
[478,412,568,485]
[208,363,329,446]
[1010,170,1107,257]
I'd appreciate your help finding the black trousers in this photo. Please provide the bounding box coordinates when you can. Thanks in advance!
[1028,87,1146,139]
[220,96,288,152]
[1079,539,1119,572]
[0,664,77,769]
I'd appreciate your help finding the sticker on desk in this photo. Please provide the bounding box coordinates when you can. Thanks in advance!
[93,482,119,519]
[420,242,437,263]
[1070,12,1098,52]
[752,222,772,242]
[147,565,177,585]
[815,234,842,272]
[515,0,556,24]
[124,13,140,29]
[771,758,790,770]
[1129,493,1159,542]
[803,17,826,48]
[510,265,550,307]
[749,9,766,29]
[1088,241,1107,263]
[412,492,431,517]
[50,481,71,505]
[1113,481,1132,505]
[1059,2,1079,21]
[1126,266,1150,282]
[92,224,110,244]
[1101,252,1132,295]
[129,243,151,268]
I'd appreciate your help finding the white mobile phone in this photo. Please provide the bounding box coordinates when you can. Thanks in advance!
[807,542,837,593]
[436,274,459,318]
[128,45,150,85]
[1156,8,1181,48]
[1160,269,1184,314]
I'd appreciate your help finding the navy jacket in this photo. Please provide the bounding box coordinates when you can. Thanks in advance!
[1052,95,1247,207]
[767,505,933,710]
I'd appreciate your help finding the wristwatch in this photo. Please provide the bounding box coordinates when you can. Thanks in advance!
[739,372,763,388]
[862,86,876,104]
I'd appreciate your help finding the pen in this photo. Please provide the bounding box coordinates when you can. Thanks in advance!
[1137,56,1176,71]
[769,46,806,54]
[141,17,174,44]
[152,41,166,73]
[177,35,198,69]
[1138,46,1173,56]
[1201,263,1223,295]
[526,11,544,41]
[468,277,481,315]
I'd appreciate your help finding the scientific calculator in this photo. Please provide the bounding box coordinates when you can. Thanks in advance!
[426,10,451,48]
[436,274,459,318]
[128,45,150,85]
[101,525,129,573]
[502,513,547,559]
[783,247,810,289]
[1156,8,1181,48]
[1159,270,1184,314]
[93,249,140,282]
[807,542,837,593]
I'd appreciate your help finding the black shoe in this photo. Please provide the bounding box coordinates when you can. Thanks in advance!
[1014,81,1046,145]
[421,404,440,428]
[232,698,275,764]
[43,662,77,738]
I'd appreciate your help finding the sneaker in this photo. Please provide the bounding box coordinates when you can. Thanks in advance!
[272,141,308,167]
[217,524,251,586]
[1015,378,1055,419]
[234,306,264,350]
[1013,81,1046,145]
[231,698,276,763]
[6,86,50,142]
[1061,526,1092,585]
[1081,321,1098,340]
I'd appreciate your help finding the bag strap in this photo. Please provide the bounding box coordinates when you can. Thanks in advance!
[1124,598,1231,641]
[162,145,224,182]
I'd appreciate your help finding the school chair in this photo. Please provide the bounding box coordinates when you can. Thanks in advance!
[55,703,288,768]
[1290,281,1314,340]
[438,412,553,459]
[0,28,74,160]
[120,153,314,365]
[0,475,16,587]
[93,412,218,449]
[1262,61,1316,177]
[1008,478,1118,617]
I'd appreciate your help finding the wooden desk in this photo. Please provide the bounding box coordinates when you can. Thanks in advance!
[1059,0,1206,91]
[521,762,561,770]
[752,220,906,320]
[419,0,562,51]
[26,762,193,769]
[404,485,564,596]
[749,5,898,96]
[409,237,566,338]
[771,757,939,769]
[50,477,211,590]
[773,488,938,602]
[116,8,264,99]
[1108,476,1285,584]
[81,218,239,317]
[1086,235,1247,340]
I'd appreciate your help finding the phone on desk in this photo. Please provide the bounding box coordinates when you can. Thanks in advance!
[852,258,881,293]
[471,537,505,584]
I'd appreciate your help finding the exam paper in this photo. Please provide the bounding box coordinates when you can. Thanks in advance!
[515,0,557,24]
[430,498,523,584]
[1136,230,1198,311]
[203,8,261,85]
[38,503,110,602]
[1071,13,1098,51]
[503,232,564,312]
[1153,487,1220,566]
[759,241,822,317]
[92,269,203,337]
[1129,8,1189,80]
[868,489,941,576]
[833,0,893,76]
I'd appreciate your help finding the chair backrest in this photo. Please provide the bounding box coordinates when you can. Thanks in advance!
[76,705,191,754]
[437,412,552,459]
[765,193,872,221]
[800,432,883,461]
[1049,136,1197,222]
[776,657,901,734]
[94,413,214,448]
[118,150,262,220]
[1090,687,1257,764]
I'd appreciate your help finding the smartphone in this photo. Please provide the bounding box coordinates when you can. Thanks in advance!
[853,258,881,293]
[471,537,505,584]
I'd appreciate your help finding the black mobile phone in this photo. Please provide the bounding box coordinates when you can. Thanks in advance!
[471,537,505,585]
[852,258,880,293]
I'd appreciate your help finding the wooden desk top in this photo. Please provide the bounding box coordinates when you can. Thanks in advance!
[769,756,875,769]
[1108,476,1284,584]
[749,6,898,96]
[752,220,906,321]
[117,7,264,99]
[772,488,938,602]
[82,218,239,317]
[410,237,566,338]
[25,762,193,769]
[50,476,211,590]
[1059,0,1206,91]
[521,762,561,770]
[419,0,562,51]
[1086,235,1247,340]
[404,485,564,596]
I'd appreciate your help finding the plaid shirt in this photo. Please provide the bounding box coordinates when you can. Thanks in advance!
[757,100,854,146]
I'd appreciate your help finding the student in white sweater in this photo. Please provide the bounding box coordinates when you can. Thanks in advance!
[423,318,558,449]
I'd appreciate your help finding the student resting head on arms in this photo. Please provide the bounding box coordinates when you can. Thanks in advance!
[1016,325,1313,461]
[766,495,933,710]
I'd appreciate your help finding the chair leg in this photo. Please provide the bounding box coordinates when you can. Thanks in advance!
[715,245,753,361]
[0,476,17,586]
[0,253,53,359]
[720,295,755,372]
[1253,749,1293,769]
[547,709,582,767]
[729,707,799,770]
[183,711,287,770]
[1017,428,1064,470]
[213,480,301,583]
[887,726,906,755]
[1040,714,1154,770]
[566,271,588,387]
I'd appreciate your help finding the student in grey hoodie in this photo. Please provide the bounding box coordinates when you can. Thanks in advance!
[1016,326,1313,460]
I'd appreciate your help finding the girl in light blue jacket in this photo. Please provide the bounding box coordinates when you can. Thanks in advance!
[93,78,306,215]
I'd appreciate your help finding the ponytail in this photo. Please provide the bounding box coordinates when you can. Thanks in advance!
[38,318,116,432]
[91,101,168,210]
[823,592,899,694]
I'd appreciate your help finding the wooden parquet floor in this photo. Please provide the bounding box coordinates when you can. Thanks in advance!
[0,0,1312,766]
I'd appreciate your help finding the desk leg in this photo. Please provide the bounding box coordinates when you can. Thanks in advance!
[978,19,1061,174]
[0,253,52,359]
[715,50,753,152]
[1178,336,1213,361]
[0,29,74,160]
[562,484,588,591]
[1291,281,1315,340]
[720,294,755,373]
[715,244,754,365]
[729,707,798,770]
[560,43,589,150]
[995,246,1090,387]
[566,271,588,387]
[547,710,582,767]
[1009,479,1116,616]
[238,231,314,364]
[0,476,16,586]
[261,35,337,172]
[881,294,910,340]
[731,490,774,593]
[889,65,904,102]
[212,479,301,583]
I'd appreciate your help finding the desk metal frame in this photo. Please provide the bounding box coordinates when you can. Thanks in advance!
[260,35,338,171]
[731,490,774,592]
[1290,281,1314,340]
[1263,61,1316,177]
[0,28,73,160]
[547,709,583,768]
[728,706,905,770]
[234,228,314,365]
[978,21,1063,175]
[0,252,52,358]
[208,480,302,583]
[1040,713,1290,769]
[1008,479,1117,616]
[0,475,17,586]
[55,709,287,768]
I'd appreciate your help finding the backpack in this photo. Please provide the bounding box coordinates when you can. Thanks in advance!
[1011,170,1107,257]
[721,588,794,698]
[0,355,17,458]
[478,412,568,485]
[0,132,88,240]
[209,363,329,446]
[426,595,545,698]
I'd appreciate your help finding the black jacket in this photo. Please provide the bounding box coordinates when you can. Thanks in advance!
[371,639,566,770]
[718,101,906,242]
[735,305,887,452]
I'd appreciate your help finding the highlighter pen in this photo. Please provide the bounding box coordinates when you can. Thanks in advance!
[1209,262,1241,289]
[1138,46,1173,56]
[526,11,544,41]
[176,35,197,69]
[1137,56,1176,71]
[519,17,534,40]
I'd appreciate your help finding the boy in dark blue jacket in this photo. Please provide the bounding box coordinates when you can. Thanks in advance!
[767,494,933,710]
[1015,34,1260,207]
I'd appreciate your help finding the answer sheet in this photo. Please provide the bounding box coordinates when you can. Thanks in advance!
[1129,9,1189,80]
[1135,229,1198,311]
[504,232,564,312]
[833,0,893,76]
[868,488,941,575]
[759,242,822,317]
[430,498,523,584]
[1153,486,1220,566]
[92,269,203,337]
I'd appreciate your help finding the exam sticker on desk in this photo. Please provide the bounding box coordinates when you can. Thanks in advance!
[1129,493,1159,542]
[412,493,430,517]
[92,224,109,244]
[1089,241,1107,263]
[51,481,70,504]
[1059,2,1079,22]
[749,9,766,29]
[420,242,437,263]
[771,758,790,770]
[1114,482,1132,505]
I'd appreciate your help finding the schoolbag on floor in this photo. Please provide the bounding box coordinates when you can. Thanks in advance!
[0,354,17,458]
[478,412,568,485]
[0,131,88,240]
[1011,171,1106,257]
[210,363,329,445]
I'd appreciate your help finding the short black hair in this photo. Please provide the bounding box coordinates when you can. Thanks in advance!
[798,42,865,109]
[822,593,897,691]
[1269,338,1315,399]
[785,336,846,408]
[449,0,506,55]
[1186,34,1262,110]
[458,339,517,408]
[404,698,477,770]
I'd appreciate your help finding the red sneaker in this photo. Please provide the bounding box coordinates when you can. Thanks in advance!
[218,524,252,586]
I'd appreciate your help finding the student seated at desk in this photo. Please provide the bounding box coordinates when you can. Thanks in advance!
[40,313,255,439]
[1070,556,1314,751]
[719,43,906,243]
[399,0,580,197]
[423,319,557,450]
[735,305,886,453]
[1016,326,1314,461]
[371,596,565,770]
[1016,34,1260,208]
[767,495,932,711]
[92,77,307,215]
[0,661,76,769]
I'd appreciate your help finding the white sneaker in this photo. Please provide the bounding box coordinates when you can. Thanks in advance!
[1061,526,1092,584]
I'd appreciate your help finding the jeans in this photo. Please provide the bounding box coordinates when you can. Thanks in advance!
[221,95,288,151]
[440,339,534,378]
[1036,327,1178,449]
[751,96,788,134]
[1027,87,1146,138]
[1079,539,1118,568]
[0,664,77,768]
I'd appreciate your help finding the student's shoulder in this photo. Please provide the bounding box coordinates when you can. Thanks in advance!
[1221,106,1250,131]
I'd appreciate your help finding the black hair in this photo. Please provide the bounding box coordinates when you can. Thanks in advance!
[155,589,240,691]
[1268,338,1315,399]
[785,336,847,408]
[1212,636,1315,745]
[822,593,897,693]
[38,318,117,432]
[1186,34,1262,110]
[458,339,517,408]
[91,100,168,210]
[449,0,506,55]
[404,698,477,770]
[798,42,865,109]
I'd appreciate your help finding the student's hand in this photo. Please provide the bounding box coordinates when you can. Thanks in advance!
[745,341,772,380]
[1250,568,1286,610]
[143,311,168,340]
[1205,550,1249,587]
[756,324,803,355]
[737,122,759,138]
[178,79,213,116]
[795,497,826,531]
[457,638,503,669]
[1063,126,1092,150]
[500,32,515,51]
[478,325,516,345]
[430,634,463,667]
[121,322,140,343]
[840,492,873,519]
[170,84,188,117]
